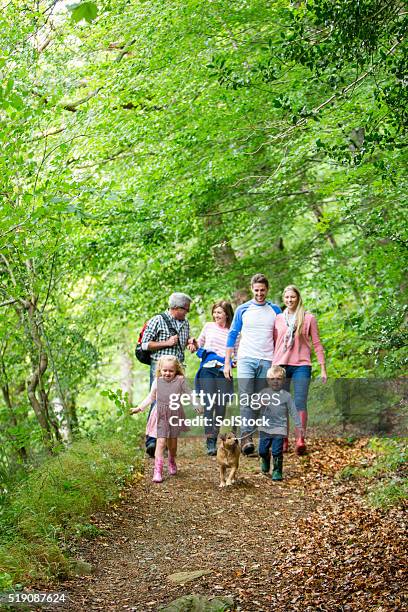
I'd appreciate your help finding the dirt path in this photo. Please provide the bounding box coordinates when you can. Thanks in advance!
[49,439,406,612]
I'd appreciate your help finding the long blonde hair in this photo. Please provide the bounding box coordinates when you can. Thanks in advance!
[283,285,305,336]
[155,355,184,378]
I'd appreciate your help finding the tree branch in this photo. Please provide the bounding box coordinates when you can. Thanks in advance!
[0,253,17,286]
[30,127,65,141]
[0,218,31,239]
[0,298,19,308]
[114,38,137,63]
[62,87,102,112]
[249,38,404,152]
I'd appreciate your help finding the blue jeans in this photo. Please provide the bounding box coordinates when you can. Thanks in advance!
[196,366,234,437]
[145,361,157,449]
[259,432,284,458]
[282,365,312,412]
[237,357,271,438]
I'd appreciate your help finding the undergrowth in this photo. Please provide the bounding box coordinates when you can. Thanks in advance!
[0,416,144,588]
[338,437,407,508]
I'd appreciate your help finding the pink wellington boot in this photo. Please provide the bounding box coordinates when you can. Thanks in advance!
[168,454,177,476]
[295,411,308,456]
[152,457,164,483]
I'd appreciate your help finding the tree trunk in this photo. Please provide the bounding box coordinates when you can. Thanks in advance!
[312,203,337,248]
[1,382,28,463]
[24,298,56,448]
[65,390,79,435]
[120,347,133,404]
[203,214,250,305]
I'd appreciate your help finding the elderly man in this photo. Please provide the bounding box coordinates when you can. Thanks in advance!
[141,292,197,456]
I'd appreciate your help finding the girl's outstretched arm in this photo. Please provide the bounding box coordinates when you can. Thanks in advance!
[130,379,157,414]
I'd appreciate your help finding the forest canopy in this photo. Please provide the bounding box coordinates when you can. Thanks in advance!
[0,0,407,465]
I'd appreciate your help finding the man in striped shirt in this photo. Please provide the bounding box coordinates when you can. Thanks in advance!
[141,292,197,455]
[224,274,282,456]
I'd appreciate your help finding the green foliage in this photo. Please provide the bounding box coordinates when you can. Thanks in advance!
[100,388,132,412]
[366,437,408,474]
[340,438,407,478]
[72,522,107,539]
[0,431,144,584]
[368,479,408,509]
[0,0,406,490]
[338,438,407,507]
[68,2,98,24]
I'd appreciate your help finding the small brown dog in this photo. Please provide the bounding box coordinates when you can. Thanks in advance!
[217,432,240,487]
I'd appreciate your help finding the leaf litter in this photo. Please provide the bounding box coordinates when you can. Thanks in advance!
[34,438,406,611]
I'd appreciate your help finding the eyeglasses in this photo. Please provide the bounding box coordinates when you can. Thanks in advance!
[178,306,189,312]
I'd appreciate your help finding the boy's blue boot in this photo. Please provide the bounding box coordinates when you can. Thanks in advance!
[206,437,217,456]
[272,455,283,481]
[260,454,271,475]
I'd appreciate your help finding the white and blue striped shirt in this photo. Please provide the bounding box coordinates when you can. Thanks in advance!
[226,300,281,361]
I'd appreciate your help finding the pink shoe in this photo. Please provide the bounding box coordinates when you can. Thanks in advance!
[168,455,177,476]
[295,437,306,455]
[152,458,164,483]
[295,411,308,456]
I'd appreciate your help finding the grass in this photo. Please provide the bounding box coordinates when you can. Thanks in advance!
[0,418,144,588]
[368,479,408,508]
[338,437,408,508]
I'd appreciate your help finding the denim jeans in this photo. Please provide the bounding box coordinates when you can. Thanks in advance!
[282,365,312,412]
[237,357,271,438]
[196,366,234,437]
[258,431,284,458]
[145,361,157,448]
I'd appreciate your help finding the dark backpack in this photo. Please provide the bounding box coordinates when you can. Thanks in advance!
[135,312,181,365]
[135,320,151,365]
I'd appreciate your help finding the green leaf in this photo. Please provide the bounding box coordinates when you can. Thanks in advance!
[68,1,98,24]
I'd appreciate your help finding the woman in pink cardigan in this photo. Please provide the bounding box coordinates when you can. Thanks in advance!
[273,285,327,455]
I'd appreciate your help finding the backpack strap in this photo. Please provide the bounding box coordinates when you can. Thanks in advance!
[160,312,185,353]
[160,312,179,336]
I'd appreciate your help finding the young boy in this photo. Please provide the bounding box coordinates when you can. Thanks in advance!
[258,365,303,480]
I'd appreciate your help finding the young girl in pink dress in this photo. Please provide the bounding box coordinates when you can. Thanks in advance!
[131,356,199,483]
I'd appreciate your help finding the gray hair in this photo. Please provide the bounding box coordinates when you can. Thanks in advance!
[168,292,193,309]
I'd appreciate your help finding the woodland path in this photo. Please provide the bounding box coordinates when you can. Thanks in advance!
[43,439,406,612]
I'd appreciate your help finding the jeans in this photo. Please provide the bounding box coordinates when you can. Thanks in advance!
[258,432,284,458]
[196,366,234,437]
[282,365,312,412]
[237,357,272,438]
[145,361,157,449]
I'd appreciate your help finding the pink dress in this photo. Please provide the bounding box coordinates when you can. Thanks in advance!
[145,405,158,439]
[142,376,193,439]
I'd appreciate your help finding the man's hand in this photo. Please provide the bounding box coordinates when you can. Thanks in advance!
[130,407,142,414]
[187,337,198,353]
[320,366,327,384]
[166,334,179,347]
[224,348,234,379]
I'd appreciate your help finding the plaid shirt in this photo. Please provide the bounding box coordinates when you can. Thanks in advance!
[141,311,190,364]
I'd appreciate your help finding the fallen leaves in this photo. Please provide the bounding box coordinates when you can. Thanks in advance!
[42,438,407,612]
[167,570,213,584]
